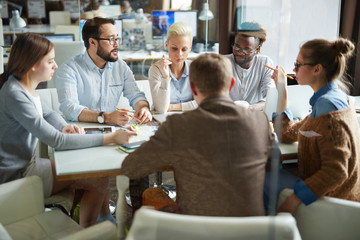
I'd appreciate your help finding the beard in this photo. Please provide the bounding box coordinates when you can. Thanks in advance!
[97,46,118,62]
[233,53,254,68]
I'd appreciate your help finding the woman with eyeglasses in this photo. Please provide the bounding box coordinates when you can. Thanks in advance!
[270,37,360,215]
[0,33,137,227]
[149,22,197,113]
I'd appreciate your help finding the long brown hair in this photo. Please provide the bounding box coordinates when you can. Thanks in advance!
[0,33,54,89]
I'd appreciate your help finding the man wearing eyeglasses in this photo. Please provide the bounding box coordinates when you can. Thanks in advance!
[226,21,275,111]
[55,17,152,222]
[56,17,152,126]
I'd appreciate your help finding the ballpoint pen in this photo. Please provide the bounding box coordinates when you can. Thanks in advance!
[264,65,294,79]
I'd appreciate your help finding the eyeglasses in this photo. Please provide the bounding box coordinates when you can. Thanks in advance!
[94,37,121,46]
[232,44,258,55]
[294,62,316,71]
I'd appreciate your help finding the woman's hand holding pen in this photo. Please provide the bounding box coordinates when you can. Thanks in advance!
[103,126,138,145]
[153,54,172,79]
[271,66,288,113]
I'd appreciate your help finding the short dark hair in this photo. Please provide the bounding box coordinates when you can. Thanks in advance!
[82,17,115,49]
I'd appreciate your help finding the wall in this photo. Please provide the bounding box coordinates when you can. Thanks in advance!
[237,0,341,74]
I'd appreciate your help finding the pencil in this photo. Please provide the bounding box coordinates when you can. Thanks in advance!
[264,65,294,79]
[116,107,134,118]
[116,107,141,121]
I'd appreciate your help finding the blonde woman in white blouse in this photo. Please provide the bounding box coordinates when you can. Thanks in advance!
[149,22,197,113]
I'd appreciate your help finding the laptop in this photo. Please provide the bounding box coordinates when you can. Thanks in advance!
[264,85,314,121]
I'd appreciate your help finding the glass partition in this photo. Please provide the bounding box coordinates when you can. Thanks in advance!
[1,0,218,83]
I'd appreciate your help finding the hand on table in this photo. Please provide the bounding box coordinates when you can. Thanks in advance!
[62,124,85,134]
[134,106,152,124]
[104,126,138,145]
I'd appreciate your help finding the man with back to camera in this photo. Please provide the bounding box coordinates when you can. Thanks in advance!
[121,53,275,216]
[227,21,275,111]
[56,17,151,214]
[56,17,152,126]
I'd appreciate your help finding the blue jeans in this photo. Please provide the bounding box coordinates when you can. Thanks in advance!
[263,169,299,213]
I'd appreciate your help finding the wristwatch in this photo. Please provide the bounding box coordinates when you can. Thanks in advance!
[97,112,105,124]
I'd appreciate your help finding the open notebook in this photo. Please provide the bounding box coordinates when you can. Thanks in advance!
[264,85,314,121]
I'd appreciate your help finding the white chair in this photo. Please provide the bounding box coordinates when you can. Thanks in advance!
[35,88,74,215]
[49,11,71,26]
[55,25,81,41]
[278,188,360,240]
[50,41,85,88]
[36,88,62,158]
[36,88,62,116]
[0,176,116,240]
[0,46,3,74]
[35,89,131,239]
[126,206,302,240]
[118,80,154,110]
[264,85,313,121]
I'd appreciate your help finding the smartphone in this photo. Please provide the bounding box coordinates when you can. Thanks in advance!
[122,140,146,149]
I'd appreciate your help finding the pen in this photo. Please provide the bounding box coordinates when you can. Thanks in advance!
[264,65,294,80]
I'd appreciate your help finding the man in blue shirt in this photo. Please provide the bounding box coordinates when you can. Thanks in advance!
[56,17,152,125]
[56,17,152,215]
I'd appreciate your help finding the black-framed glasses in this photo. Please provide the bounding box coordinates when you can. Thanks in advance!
[94,37,121,45]
[294,62,316,71]
[232,44,258,55]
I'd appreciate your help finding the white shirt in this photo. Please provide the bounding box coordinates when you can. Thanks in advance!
[226,54,275,104]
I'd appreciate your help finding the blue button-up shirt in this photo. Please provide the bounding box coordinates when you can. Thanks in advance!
[169,61,193,104]
[309,81,348,117]
[56,51,147,121]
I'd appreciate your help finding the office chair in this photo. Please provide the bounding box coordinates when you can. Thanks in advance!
[0,176,116,240]
[278,188,360,240]
[126,206,301,240]
[49,11,71,26]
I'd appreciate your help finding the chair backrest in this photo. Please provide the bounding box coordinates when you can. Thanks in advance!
[0,47,3,74]
[36,88,62,116]
[50,41,85,88]
[278,188,360,240]
[49,11,71,26]
[0,176,44,225]
[55,25,81,41]
[126,207,302,240]
[0,223,12,240]
[264,85,313,121]
[117,80,153,110]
